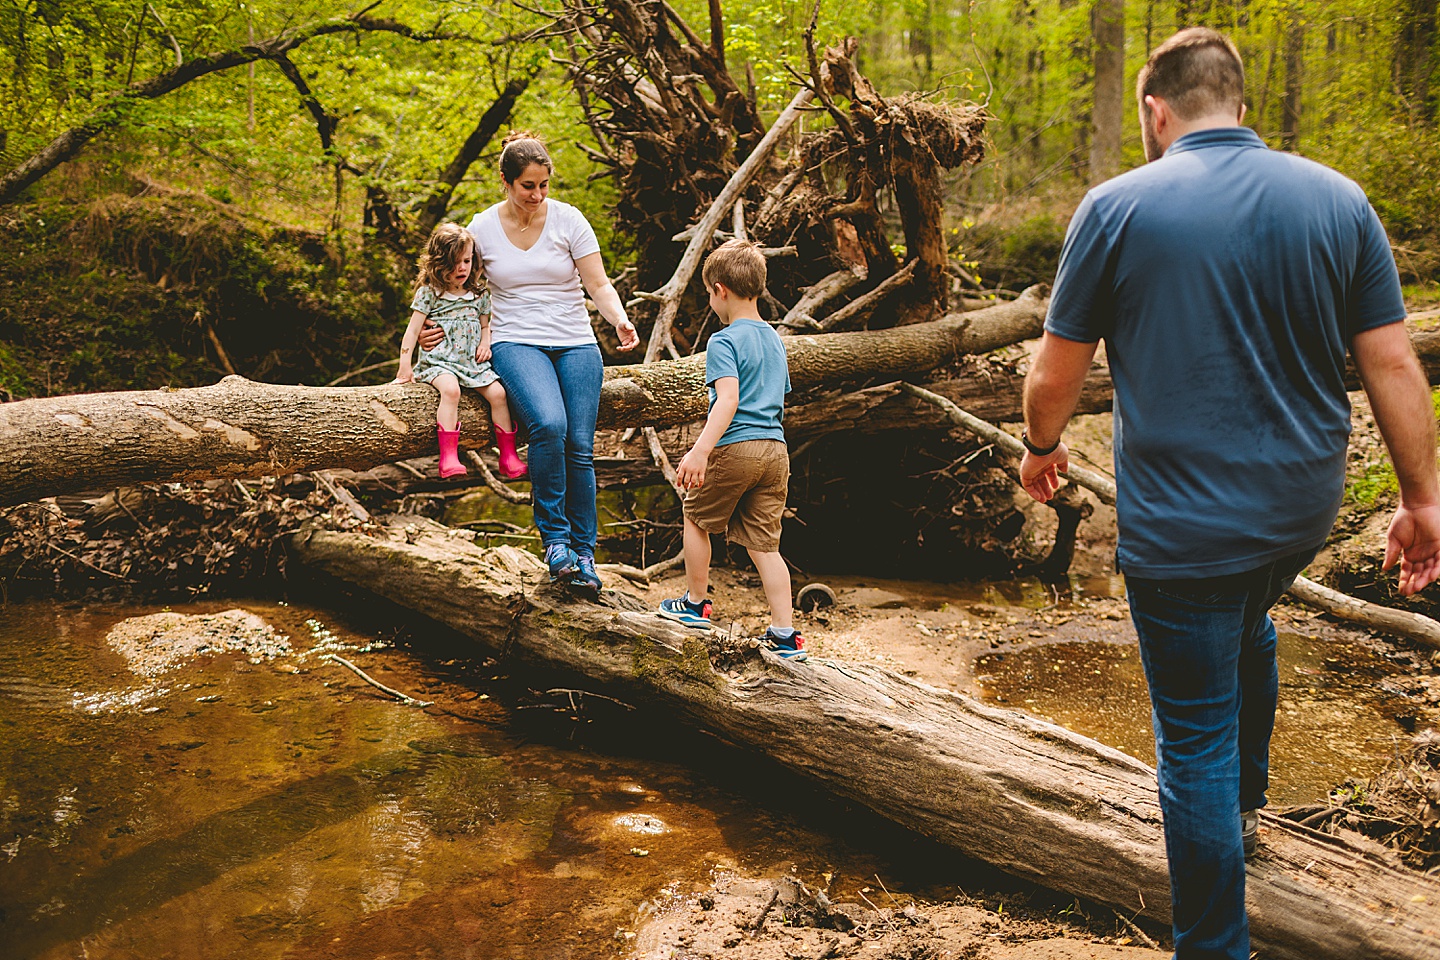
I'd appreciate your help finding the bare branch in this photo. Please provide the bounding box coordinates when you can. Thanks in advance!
[640,85,816,362]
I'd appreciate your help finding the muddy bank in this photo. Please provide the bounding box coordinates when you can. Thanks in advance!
[632,872,1167,959]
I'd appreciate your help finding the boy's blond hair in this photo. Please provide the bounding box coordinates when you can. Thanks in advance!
[702,238,767,300]
[414,222,486,297]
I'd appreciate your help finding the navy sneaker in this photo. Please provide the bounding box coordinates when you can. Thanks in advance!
[567,554,603,596]
[545,543,580,582]
[658,593,714,630]
[762,627,807,662]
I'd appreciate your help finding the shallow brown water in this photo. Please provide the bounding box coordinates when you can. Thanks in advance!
[976,630,1420,806]
[0,599,949,960]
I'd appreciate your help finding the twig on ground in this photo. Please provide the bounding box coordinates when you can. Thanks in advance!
[1114,910,1161,950]
[321,653,433,707]
[750,889,781,932]
[46,542,134,581]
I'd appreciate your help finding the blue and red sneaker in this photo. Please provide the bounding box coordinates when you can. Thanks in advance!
[657,592,713,630]
[761,627,807,661]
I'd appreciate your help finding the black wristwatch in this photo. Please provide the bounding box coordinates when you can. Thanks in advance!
[1021,431,1061,457]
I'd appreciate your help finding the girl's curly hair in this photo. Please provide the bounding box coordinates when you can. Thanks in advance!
[414,222,485,297]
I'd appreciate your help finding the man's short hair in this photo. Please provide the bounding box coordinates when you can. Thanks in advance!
[1137,27,1245,121]
[703,238,767,300]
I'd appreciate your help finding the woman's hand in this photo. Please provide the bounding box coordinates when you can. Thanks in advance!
[613,317,639,351]
[417,319,445,352]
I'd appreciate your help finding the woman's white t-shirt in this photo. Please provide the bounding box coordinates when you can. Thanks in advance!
[466,199,601,346]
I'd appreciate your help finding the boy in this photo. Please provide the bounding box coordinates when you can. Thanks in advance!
[656,239,805,660]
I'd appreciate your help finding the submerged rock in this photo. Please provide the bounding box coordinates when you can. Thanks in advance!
[106,609,291,676]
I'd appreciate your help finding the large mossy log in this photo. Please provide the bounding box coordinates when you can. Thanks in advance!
[290,517,1440,960]
[0,292,1047,509]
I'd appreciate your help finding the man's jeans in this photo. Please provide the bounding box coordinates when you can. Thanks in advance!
[1126,548,1314,960]
[489,342,604,556]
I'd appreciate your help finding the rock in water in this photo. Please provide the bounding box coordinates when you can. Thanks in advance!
[106,609,291,676]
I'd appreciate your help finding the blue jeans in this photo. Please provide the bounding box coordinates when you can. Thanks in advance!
[1126,548,1314,960]
[489,342,603,556]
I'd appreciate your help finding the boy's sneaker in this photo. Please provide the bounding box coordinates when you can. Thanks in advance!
[762,627,807,662]
[567,554,603,597]
[545,543,580,582]
[658,593,714,630]
[1242,809,1260,859]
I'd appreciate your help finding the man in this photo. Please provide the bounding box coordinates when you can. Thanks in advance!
[1019,27,1440,960]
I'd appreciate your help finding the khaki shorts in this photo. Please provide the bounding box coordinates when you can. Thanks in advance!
[682,439,790,552]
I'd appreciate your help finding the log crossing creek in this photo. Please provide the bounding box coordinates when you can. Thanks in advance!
[3,562,1436,958]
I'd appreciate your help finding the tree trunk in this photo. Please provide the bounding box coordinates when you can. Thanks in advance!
[1395,0,1439,123]
[0,292,1048,509]
[1281,12,1305,151]
[1090,0,1125,184]
[287,517,1440,960]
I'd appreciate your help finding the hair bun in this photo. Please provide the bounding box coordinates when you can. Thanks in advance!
[502,130,543,148]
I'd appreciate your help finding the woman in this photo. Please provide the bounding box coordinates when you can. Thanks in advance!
[423,131,638,594]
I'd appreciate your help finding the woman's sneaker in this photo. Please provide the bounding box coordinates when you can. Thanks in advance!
[762,627,807,661]
[567,554,603,597]
[658,593,713,630]
[545,543,580,582]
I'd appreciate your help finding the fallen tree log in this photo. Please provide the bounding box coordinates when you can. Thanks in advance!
[287,517,1440,960]
[0,291,1046,509]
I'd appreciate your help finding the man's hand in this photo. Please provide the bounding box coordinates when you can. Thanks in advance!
[676,447,708,489]
[1383,502,1440,595]
[614,318,639,351]
[417,319,445,352]
[1019,444,1070,503]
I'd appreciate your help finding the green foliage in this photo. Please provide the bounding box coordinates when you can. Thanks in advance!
[7,0,1440,396]
[1346,460,1399,507]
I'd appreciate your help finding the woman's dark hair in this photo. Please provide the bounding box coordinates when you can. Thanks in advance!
[499,130,553,183]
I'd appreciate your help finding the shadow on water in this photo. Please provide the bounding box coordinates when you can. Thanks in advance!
[8,742,541,957]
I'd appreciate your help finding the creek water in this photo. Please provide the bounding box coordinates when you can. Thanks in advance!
[0,597,979,960]
[1,580,1424,959]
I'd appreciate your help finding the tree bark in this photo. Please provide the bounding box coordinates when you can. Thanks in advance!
[0,292,1048,508]
[287,517,1440,960]
[1281,12,1305,151]
[1090,0,1125,183]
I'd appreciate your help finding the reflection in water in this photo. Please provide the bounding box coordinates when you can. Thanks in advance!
[976,632,1419,805]
[0,599,958,960]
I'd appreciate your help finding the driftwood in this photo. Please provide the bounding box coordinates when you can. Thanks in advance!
[287,517,1440,960]
[899,383,1440,650]
[0,292,1046,509]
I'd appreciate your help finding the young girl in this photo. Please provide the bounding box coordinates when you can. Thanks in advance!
[396,223,526,480]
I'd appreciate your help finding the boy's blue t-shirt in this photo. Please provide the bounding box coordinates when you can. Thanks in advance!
[1046,126,1406,579]
[705,317,791,447]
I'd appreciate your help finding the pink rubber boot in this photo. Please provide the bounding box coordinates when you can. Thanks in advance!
[437,423,468,478]
[495,425,528,479]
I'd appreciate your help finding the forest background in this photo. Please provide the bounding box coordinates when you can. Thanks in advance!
[1,0,1438,399]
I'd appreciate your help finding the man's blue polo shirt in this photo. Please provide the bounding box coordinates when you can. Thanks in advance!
[1047,127,1406,578]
